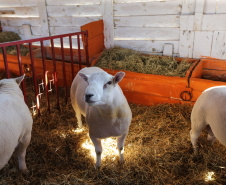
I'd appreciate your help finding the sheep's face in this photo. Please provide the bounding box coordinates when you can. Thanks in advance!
[79,71,125,106]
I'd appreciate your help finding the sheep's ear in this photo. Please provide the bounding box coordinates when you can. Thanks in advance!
[113,72,125,84]
[15,74,25,85]
[79,72,89,82]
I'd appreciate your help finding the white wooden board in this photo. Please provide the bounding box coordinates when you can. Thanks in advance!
[0,0,37,7]
[47,5,101,17]
[216,0,226,14]
[180,15,194,30]
[22,24,32,40]
[0,7,38,16]
[114,15,179,28]
[193,31,213,58]
[211,31,226,59]
[1,17,40,27]
[102,0,114,49]
[114,0,182,16]
[181,0,195,14]
[114,27,180,40]
[46,0,101,6]
[204,0,217,14]
[179,30,194,58]
[48,16,101,27]
[202,14,226,31]
[114,40,179,54]
[49,27,81,35]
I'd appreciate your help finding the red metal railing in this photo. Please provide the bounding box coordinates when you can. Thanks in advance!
[0,31,89,115]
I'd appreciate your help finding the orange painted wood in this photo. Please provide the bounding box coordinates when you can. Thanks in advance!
[0,53,85,87]
[81,20,104,40]
[123,90,192,105]
[202,59,226,71]
[190,60,203,78]
[81,20,105,58]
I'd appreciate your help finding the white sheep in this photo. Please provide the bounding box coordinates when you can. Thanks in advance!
[0,75,32,172]
[190,86,226,153]
[70,67,132,168]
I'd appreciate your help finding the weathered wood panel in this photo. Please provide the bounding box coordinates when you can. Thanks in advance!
[115,27,180,40]
[49,27,81,35]
[204,0,217,14]
[179,30,194,58]
[0,0,37,7]
[114,40,179,54]
[115,15,180,28]
[0,7,38,16]
[48,16,101,27]
[1,17,40,27]
[193,31,213,58]
[202,14,226,31]
[211,31,226,59]
[180,15,194,30]
[114,0,182,16]
[47,5,102,17]
[216,0,226,14]
[181,0,195,14]
[46,0,101,6]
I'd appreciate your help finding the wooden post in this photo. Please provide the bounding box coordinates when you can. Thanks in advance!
[102,0,114,49]
[22,24,32,40]
[37,0,50,46]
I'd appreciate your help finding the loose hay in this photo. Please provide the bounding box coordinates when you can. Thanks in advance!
[0,73,226,184]
[0,31,29,56]
[95,47,193,77]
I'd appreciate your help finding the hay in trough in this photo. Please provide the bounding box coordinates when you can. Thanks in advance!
[95,47,193,77]
[0,73,226,184]
[0,31,29,56]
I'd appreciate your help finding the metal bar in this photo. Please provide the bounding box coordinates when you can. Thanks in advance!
[2,47,10,78]
[0,31,86,48]
[60,37,68,103]
[29,42,40,116]
[50,39,60,110]
[84,31,90,67]
[69,35,74,80]
[77,34,82,70]
[40,41,50,113]
[16,44,27,103]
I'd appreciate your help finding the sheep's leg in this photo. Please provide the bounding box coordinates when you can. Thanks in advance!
[17,132,31,172]
[206,125,216,144]
[89,134,102,168]
[72,101,82,128]
[117,131,128,164]
[190,123,205,154]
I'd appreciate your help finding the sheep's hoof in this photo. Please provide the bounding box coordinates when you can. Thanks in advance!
[94,165,101,171]
[21,169,30,175]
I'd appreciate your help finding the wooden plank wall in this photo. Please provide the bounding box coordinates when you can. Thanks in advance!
[1,0,226,59]
[113,0,182,55]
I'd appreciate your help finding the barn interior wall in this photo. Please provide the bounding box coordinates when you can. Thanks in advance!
[0,0,226,59]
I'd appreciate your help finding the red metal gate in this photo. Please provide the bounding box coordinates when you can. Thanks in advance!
[0,31,89,115]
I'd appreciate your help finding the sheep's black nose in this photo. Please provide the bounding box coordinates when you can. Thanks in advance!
[85,94,94,102]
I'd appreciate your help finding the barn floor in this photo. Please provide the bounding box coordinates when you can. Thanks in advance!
[0,90,226,185]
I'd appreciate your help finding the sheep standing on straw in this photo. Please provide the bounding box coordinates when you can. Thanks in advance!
[0,75,32,172]
[190,86,226,153]
[71,67,132,168]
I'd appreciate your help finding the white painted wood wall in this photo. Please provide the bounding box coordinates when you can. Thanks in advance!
[1,0,226,59]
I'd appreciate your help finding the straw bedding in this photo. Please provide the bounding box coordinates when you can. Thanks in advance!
[0,74,226,184]
[95,47,193,77]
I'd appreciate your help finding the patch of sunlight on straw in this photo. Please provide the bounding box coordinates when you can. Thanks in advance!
[82,137,119,161]
[205,171,215,182]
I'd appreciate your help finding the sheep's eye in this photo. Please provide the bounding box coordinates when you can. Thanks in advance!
[107,81,112,85]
